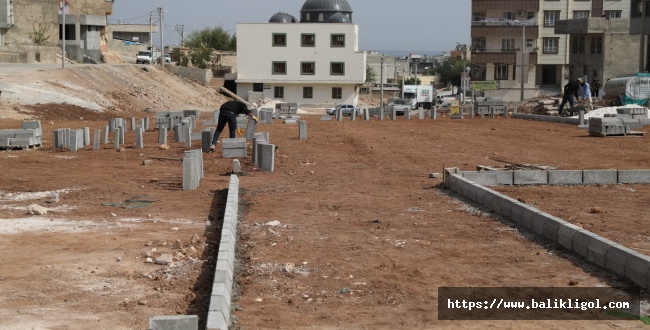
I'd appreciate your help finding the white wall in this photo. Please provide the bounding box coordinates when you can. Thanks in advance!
[236,22,365,105]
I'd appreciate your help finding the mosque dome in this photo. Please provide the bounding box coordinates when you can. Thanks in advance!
[326,12,351,23]
[269,12,298,23]
[300,0,353,23]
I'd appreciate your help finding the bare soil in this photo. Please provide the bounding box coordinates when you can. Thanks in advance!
[0,64,649,329]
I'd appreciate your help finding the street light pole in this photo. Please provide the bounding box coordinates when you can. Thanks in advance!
[158,6,164,65]
[61,0,66,69]
[380,56,385,107]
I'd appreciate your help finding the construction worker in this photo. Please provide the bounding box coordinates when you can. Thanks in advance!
[578,78,593,110]
[558,78,580,117]
[210,100,258,151]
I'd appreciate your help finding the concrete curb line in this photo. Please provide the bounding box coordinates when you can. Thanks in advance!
[460,169,650,186]
[207,174,239,330]
[512,113,580,125]
[445,172,650,288]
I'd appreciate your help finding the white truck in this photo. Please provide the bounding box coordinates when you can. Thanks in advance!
[136,50,160,64]
[402,85,436,109]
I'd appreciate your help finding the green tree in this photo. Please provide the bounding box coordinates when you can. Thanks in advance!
[366,65,377,83]
[403,77,421,85]
[189,43,213,69]
[184,27,236,51]
[435,58,470,92]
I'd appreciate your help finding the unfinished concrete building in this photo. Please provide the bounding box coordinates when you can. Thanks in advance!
[0,0,114,63]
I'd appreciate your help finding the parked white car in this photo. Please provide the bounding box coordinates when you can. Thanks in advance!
[326,104,360,116]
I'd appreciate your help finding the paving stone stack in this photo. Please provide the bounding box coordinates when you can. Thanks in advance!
[615,108,650,129]
[155,110,200,129]
[0,120,42,149]
[588,117,631,137]
[275,102,298,117]
[475,97,506,116]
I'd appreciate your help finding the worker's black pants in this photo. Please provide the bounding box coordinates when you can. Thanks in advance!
[211,111,237,145]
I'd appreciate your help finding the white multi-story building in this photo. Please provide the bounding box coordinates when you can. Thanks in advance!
[236,0,366,107]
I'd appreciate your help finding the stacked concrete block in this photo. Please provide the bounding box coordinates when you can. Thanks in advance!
[0,120,43,149]
[222,138,246,158]
[69,129,84,152]
[130,117,136,131]
[174,124,183,143]
[53,129,65,149]
[182,150,203,190]
[275,102,298,116]
[114,127,121,149]
[588,117,630,137]
[320,115,333,121]
[252,133,267,167]
[207,174,240,330]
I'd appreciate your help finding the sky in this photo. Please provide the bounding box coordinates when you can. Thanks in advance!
[110,0,471,56]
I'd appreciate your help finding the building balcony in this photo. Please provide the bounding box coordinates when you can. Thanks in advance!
[471,24,538,38]
[472,0,539,12]
[471,50,538,65]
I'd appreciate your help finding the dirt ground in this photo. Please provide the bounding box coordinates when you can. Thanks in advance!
[1,64,650,329]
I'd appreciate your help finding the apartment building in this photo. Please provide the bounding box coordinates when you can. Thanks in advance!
[471,0,631,101]
[236,0,366,107]
[0,0,114,63]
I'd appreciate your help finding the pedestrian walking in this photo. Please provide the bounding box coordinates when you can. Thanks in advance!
[558,78,580,117]
[592,78,601,98]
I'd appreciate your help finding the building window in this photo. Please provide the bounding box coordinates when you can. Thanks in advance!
[319,13,324,21]
[572,36,585,54]
[272,61,287,75]
[591,36,603,54]
[360,87,369,95]
[502,39,515,51]
[303,87,313,99]
[527,12,535,20]
[543,38,559,54]
[301,62,315,75]
[472,37,486,52]
[301,34,315,47]
[332,87,342,99]
[330,62,345,75]
[331,34,345,47]
[495,64,508,80]
[605,11,621,19]
[544,11,560,27]
[272,33,286,47]
[253,83,263,92]
[573,11,590,19]
[274,86,284,98]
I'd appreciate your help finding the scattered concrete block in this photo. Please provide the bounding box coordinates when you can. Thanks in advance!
[232,159,241,173]
[583,170,617,185]
[148,315,198,330]
[429,173,442,179]
[158,127,168,145]
[617,170,650,184]
[320,116,333,121]
[136,127,144,149]
[245,120,257,141]
[283,119,297,124]
[102,125,109,144]
[114,128,121,150]
[183,124,192,147]
[548,170,582,185]
[258,143,275,172]
[222,138,246,158]
[93,129,100,150]
[143,160,153,165]
[182,150,202,190]
[299,120,308,140]
[624,252,650,288]
[201,130,213,153]
[514,170,548,185]
[83,127,90,146]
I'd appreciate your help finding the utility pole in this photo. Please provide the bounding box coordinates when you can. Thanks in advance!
[175,25,185,47]
[149,11,153,51]
[521,23,526,101]
[158,6,164,65]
